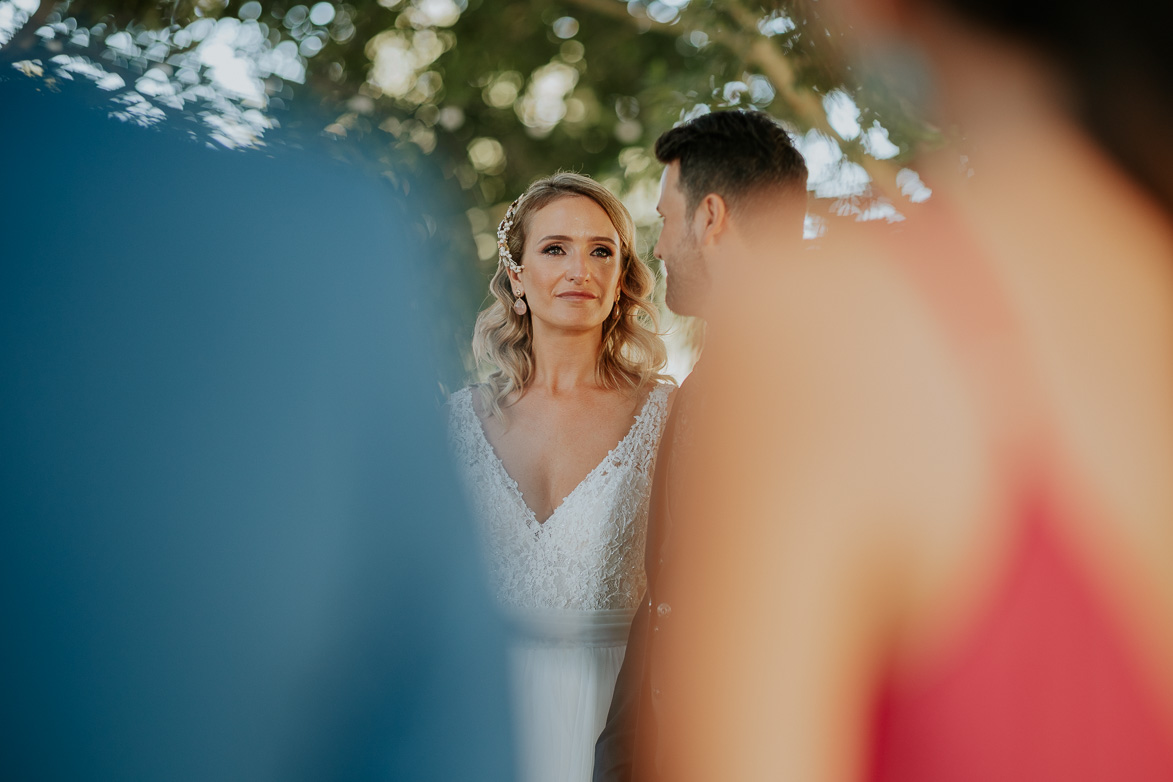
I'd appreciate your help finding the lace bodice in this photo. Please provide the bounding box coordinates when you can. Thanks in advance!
[447,385,672,612]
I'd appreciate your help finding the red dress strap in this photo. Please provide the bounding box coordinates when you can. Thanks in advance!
[864,201,1173,781]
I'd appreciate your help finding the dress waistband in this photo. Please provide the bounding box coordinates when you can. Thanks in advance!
[503,606,636,647]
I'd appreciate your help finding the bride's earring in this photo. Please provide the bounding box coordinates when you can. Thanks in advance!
[513,289,527,316]
[611,292,621,320]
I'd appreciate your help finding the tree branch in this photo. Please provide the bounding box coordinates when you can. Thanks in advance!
[562,0,676,36]
[563,0,743,51]
[554,0,902,195]
[722,0,899,193]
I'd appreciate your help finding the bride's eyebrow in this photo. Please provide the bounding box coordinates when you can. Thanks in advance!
[538,235,617,246]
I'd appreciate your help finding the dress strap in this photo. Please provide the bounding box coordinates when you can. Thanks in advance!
[630,383,673,471]
[892,200,1050,479]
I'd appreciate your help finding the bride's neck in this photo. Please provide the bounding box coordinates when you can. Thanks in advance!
[528,326,604,394]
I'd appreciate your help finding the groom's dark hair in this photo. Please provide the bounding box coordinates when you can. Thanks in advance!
[654,109,807,215]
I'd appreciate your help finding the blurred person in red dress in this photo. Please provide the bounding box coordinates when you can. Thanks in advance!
[661,0,1173,780]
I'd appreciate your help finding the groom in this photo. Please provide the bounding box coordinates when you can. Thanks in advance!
[593,109,808,782]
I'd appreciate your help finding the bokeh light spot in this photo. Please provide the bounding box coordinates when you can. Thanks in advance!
[468,136,506,174]
[238,1,263,21]
[822,89,860,141]
[552,17,578,39]
[309,2,336,26]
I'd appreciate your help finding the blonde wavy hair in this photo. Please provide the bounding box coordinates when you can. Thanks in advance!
[472,172,670,420]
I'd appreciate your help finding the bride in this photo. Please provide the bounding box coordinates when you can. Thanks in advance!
[448,172,673,782]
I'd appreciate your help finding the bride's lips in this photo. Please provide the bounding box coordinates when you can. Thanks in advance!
[556,292,598,300]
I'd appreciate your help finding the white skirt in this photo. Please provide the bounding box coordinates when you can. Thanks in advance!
[505,608,635,782]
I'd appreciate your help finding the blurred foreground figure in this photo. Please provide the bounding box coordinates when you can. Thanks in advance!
[665,1,1173,780]
[0,77,513,780]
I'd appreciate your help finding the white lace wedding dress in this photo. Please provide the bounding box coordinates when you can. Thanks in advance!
[447,384,672,782]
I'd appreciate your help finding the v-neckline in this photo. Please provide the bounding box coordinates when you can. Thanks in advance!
[465,386,661,529]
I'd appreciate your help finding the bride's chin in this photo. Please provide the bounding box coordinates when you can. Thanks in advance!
[535,316,608,335]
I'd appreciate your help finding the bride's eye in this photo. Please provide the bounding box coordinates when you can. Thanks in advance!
[541,243,565,255]
[591,246,615,259]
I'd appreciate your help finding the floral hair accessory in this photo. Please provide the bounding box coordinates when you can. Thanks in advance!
[497,196,524,274]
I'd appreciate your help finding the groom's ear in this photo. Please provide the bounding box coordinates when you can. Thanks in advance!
[694,193,730,248]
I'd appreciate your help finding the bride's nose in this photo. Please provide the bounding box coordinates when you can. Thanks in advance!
[566,253,590,283]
